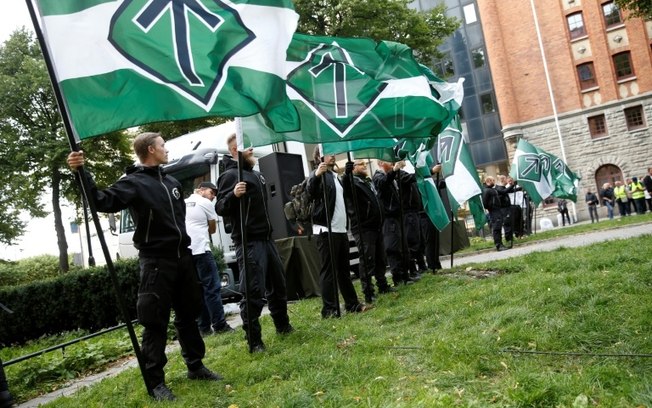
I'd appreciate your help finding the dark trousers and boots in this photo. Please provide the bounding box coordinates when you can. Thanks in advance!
[0,359,13,408]
[137,254,209,392]
[354,229,393,303]
[316,232,363,317]
[382,217,410,285]
[237,240,291,351]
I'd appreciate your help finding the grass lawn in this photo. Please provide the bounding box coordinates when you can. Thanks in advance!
[4,229,650,407]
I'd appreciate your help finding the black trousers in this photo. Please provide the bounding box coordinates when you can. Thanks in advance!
[588,205,599,222]
[236,240,290,345]
[382,217,408,284]
[137,253,205,389]
[489,208,512,247]
[0,358,8,392]
[404,211,426,273]
[354,229,390,298]
[316,232,360,316]
[420,212,441,270]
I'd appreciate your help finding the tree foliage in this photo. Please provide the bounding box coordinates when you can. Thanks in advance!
[138,117,231,140]
[615,0,652,19]
[293,0,459,63]
[0,29,132,270]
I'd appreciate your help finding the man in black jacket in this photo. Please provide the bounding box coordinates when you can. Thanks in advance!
[67,133,221,402]
[483,176,512,251]
[215,134,293,352]
[343,159,395,304]
[307,148,367,318]
[373,160,414,285]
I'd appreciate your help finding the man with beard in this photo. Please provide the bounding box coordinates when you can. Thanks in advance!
[307,147,369,318]
[67,133,221,401]
[215,134,293,352]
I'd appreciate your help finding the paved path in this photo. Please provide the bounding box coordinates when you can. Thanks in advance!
[17,221,652,407]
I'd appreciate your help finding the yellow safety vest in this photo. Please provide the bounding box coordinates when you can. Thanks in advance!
[614,185,628,200]
[630,182,645,199]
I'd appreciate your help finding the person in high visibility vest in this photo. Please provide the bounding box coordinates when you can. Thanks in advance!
[613,180,630,217]
[629,176,646,215]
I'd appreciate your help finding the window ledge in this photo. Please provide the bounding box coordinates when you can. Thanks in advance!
[617,76,636,84]
[627,126,648,134]
[590,134,610,141]
[581,86,600,93]
[570,34,589,43]
[606,23,625,32]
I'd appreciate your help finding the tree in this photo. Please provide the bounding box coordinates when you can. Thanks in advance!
[0,29,132,271]
[293,0,459,63]
[615,0,652,19]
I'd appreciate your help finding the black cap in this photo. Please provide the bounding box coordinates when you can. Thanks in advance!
[198,181,218,194]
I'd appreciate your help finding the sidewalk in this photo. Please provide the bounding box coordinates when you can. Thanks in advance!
[17,221,652,407]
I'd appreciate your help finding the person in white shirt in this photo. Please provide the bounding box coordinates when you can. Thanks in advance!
[186,182,233,336]
[306,147,369,318]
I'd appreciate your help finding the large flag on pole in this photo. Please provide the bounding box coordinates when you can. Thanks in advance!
[34,0,300,140]
[510,138,580,205]
[240,33,453,146]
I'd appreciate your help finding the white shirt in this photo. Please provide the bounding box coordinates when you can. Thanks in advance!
[185,193,217,255]
[313,171,347,234]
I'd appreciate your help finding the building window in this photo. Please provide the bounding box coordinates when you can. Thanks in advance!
[463,4,477,24]
[612,51,634,80]
[480,93,495,114]
[567,12,586,39]
[602,2,622,27]
[577,62,597,90]
[624,105,645,130]
[471,47,485,68]
[432,53,454,78]
[588,114,607,138]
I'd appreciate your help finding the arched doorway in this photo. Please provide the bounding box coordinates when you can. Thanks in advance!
[595,164,623,190]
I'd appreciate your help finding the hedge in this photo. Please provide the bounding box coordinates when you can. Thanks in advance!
[0,259,140,346]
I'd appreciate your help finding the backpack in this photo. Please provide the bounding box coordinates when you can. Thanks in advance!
[283,179,314,236]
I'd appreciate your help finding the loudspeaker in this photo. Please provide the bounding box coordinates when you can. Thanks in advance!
[258,152,305,240]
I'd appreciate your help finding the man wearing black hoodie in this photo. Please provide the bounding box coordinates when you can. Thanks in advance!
[215,134,293,352]
[67,133,221,402]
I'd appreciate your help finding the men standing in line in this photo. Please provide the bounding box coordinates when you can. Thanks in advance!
[613,180,630,217]
[307,148,369,317]
[585,189,600,223]
[215,135,293,353]
[67,133,221,401]
[482,176,511,251]
[342,159,396,304]
[373,160,414,286]
[399,167,427,279]
[185,182,233,336]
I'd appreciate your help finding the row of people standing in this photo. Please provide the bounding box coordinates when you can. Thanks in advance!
[599,170,652,220]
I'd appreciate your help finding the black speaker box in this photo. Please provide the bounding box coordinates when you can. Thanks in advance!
[258,152,306,240]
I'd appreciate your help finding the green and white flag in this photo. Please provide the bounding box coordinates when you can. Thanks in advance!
[240,33,452,146]
[510,139,580,205]
[35,0,300,139]
[437,117,486,229]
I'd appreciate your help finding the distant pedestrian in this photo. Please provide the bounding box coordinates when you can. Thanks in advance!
[600,183,615,220]
[585,189,599,223]
[629,177,646,214]
[643,167,652,211]
[613,181,630,217]
[557,199,571,226]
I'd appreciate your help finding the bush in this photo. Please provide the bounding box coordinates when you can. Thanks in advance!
[0,255,82,288]
[0,258,140,346]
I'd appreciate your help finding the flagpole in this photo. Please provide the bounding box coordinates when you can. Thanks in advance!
[321,168,341,317]
[396,168,410,280]
[237,152,255,353]
[25,0,151,395]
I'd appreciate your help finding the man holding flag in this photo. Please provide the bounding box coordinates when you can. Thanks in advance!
[67,133,222,401]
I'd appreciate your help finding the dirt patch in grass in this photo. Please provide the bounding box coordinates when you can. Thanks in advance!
[444,268,502,279]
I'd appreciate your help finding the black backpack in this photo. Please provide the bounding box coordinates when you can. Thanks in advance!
[283,179,314,236]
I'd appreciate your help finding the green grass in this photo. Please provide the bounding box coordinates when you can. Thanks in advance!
[7,232,650,407]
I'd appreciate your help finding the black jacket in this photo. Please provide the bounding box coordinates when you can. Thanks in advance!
[306,169,340,228]
[482,184,500,211]
[398,170,422,212]
[215,160,272,243]
[585,192,598,206]
[372,169,401,218]
[90,165,190,258]
[342,172,383,233]
[495,184,516,208]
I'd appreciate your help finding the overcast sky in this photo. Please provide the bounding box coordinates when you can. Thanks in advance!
[1,2,34,43]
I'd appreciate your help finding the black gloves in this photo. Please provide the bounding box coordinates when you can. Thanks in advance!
[345,161,354,175]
